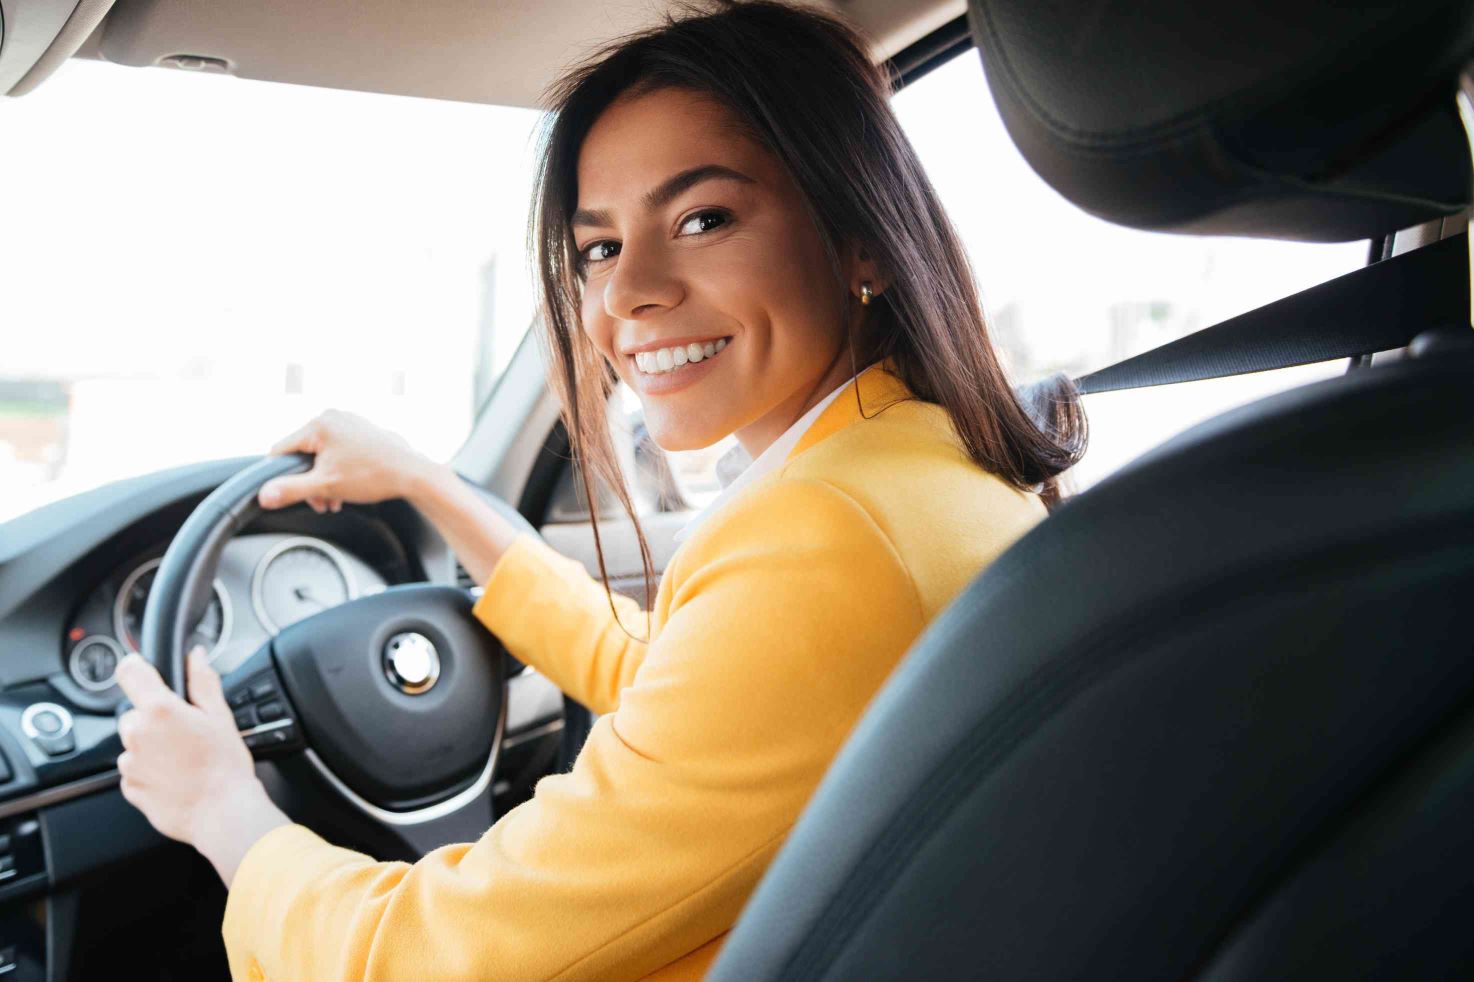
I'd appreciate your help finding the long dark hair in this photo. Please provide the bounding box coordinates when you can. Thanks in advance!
[528,0,1087,641]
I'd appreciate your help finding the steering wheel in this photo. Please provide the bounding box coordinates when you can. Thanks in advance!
[135,452,586,853]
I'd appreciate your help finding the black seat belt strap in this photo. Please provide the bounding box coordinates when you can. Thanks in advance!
[1069,232,1469,395]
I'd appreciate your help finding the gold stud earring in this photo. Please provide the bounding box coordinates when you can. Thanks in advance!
[860,282,873,306]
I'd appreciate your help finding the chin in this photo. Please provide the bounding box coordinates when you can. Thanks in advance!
[642,414,731,453]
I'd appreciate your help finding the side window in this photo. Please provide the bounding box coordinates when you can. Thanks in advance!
[546,385,736,522]
[892,52,1368,492]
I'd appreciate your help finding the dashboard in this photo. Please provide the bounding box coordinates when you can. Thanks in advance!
[0,453,562,805]
[0,455,570,975]
[0,457,442,716]
[64,533,388,695]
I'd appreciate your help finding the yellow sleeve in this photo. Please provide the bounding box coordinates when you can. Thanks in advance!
[221,478,926,982]
[471,530,651,715]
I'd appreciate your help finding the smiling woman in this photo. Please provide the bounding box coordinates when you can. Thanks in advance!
[531,5,1087,636]
[122,2,1084,980]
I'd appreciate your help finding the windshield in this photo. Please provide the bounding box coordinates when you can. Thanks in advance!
[1,60,543,524]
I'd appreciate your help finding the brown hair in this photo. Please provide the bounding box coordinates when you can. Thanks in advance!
[527,0,1087,641]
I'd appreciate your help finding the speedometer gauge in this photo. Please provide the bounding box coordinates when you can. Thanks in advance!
[112,556,233,664]
[251,536,357,634]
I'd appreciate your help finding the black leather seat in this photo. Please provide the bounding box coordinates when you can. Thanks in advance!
[708,2,1474,979]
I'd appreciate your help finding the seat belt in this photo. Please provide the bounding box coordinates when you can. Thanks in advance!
[1062,231,1469,395]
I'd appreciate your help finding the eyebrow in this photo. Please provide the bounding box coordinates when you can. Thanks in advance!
[571,164,758,229]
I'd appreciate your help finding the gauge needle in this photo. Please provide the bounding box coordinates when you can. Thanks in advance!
[293,585,326,610]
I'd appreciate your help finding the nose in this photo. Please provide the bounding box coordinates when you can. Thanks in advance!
[602,240,684,320]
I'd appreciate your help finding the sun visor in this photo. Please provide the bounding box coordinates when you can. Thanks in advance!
[1,0,116,96]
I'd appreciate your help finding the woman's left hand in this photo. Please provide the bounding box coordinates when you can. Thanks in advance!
[114,645,291,885]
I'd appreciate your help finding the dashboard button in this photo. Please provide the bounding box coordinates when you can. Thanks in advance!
[22,702,76,756]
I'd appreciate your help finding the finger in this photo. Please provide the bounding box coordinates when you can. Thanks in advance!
[114,653,173,710]
[116,750,147,790]
[329,499,342,513]
[267,419,321,456]
[259,473,325,509]
[306,496,327,514]
[186,645,231,716]
[117,708,139,750]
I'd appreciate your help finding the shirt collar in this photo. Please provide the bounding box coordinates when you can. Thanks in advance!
[672,356,911,545]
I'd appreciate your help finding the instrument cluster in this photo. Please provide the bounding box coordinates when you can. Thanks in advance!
[62,533,387,695]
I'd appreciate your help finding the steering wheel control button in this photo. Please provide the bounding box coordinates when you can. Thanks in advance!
[21,702,76,756]
[228,687,254,709]
[383,631,441,695]
[249,678,279,701]
[241,719,300,755]
[234,707,257,730]
[256,700,285,722]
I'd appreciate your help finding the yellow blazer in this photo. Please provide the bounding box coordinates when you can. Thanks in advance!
[222,357,1048,981]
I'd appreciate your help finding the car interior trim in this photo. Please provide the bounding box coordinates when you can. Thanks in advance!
[298,675,508,827]
[6,0,116,95]
[0,769,119,823]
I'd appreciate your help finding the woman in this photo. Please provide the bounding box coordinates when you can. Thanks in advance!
[111,2,1085,979]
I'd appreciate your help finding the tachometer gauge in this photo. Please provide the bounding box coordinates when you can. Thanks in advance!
[112,556,233,664]
[251,536,356,634]
[69,635,125,692]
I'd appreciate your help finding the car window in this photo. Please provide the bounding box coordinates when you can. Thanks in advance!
[891,52,1368,492]
[0,61,543,524]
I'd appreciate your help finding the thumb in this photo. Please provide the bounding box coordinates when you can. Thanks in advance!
[186,645,231,716]
[258,473,321,509]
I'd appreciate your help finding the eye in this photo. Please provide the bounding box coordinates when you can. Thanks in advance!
[677,208,732,236]
[577,239,620,270]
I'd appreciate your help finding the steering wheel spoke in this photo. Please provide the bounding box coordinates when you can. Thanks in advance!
[221,645,306,758]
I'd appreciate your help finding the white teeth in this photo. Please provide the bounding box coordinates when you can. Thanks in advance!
[633,338,730,376]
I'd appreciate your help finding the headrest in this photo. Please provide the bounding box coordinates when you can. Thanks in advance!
[966,1,1474,241]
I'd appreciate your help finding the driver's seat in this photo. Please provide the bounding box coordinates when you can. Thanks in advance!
[709,2,1474,979]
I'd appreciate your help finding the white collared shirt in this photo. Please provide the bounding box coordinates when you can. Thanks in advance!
[672,374,855,545]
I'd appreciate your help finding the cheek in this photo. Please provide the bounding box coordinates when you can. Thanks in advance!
[580,290,615,359]
[717,227,838,357]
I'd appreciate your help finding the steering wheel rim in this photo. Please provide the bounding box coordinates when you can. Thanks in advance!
[140,452,314,698]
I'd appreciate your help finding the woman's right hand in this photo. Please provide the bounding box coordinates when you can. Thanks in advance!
[257,409,436,514]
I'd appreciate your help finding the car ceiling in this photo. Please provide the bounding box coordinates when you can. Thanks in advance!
[57,0,966,107]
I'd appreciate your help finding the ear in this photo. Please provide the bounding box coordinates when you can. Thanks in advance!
[843,238,892,304]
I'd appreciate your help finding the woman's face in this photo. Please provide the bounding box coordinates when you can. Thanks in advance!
[573,86,859,455]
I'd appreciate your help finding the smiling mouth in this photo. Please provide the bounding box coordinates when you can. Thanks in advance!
[632,336,732,376]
